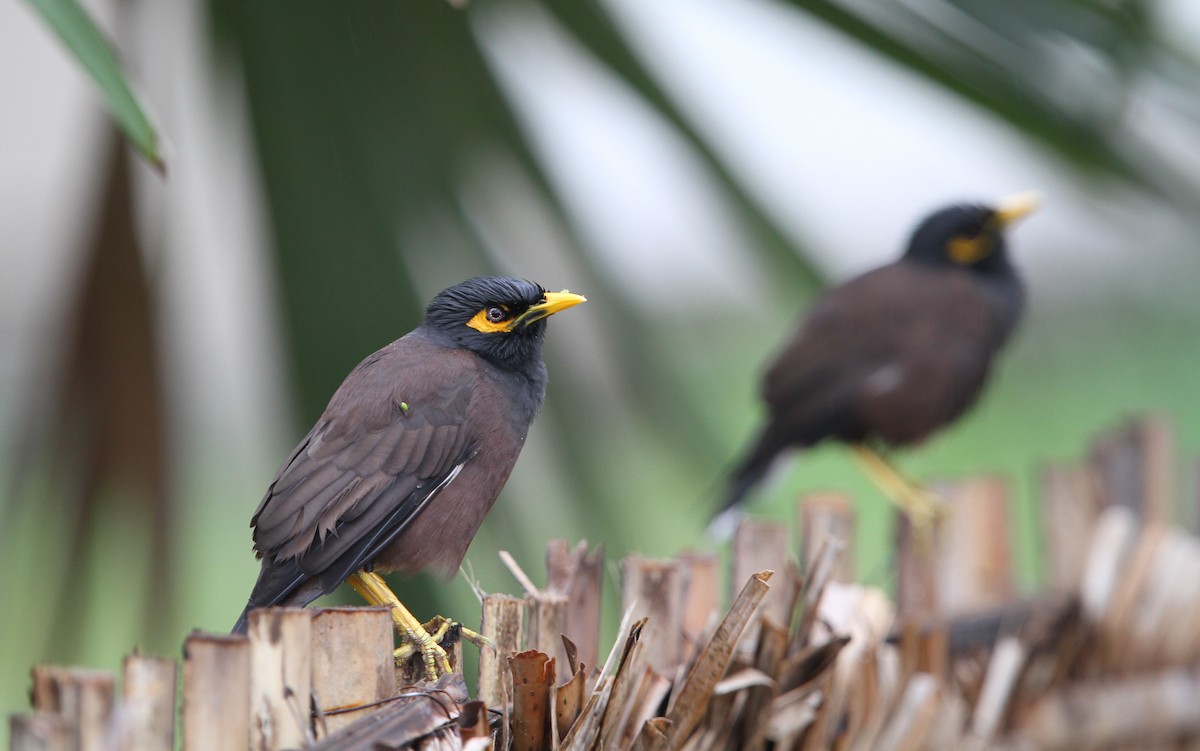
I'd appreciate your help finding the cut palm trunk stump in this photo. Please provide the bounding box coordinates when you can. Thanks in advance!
[12,415,1200,750]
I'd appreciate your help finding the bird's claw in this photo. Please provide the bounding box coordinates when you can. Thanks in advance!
[896,483,948,548]
[898,482,948,521]
[417,615,493,651]
[393,615,492,680]
[459,625,495,651]
[394,619,454,681]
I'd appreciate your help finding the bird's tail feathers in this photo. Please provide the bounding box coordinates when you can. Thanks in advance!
[707,438,788,540]
[707,505,743,542]
[717,431,786,512]
[721,459,769,516]
[230,559,311,634]
[231,608,252,635]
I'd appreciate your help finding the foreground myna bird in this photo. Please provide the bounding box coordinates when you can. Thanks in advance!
[232,276,585,678]
[720,193,1039,526]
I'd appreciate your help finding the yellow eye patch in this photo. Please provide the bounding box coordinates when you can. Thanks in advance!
[466,306,516,334]
[947,235,992,265]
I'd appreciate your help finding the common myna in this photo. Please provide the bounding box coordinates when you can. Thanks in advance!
[720,194,1038,524]
[232,276,585,677]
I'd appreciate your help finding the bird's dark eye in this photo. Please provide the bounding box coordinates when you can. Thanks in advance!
[486,306,506,323]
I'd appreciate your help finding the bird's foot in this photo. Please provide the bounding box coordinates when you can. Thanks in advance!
[893,481,949,548]
[348,570,458,681]
[347,571,495,680]
[422,618,493,651]
[393,618,454,680]
[392,618,494,679]
[852,444,949,545]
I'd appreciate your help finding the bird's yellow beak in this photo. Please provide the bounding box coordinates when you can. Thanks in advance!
[993,191,1042,227]
[520,290,587,325]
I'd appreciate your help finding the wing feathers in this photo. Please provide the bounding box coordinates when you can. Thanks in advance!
[252,463,351,535]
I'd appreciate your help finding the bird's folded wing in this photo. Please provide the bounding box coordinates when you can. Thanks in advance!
[250,345,478,574]
[764,267,994,402]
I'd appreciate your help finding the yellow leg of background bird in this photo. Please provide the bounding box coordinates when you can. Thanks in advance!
[852,444,948,540]
[347,570,451,680]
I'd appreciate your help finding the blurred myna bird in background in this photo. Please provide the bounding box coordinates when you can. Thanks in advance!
[232,276,585,678]
[720,193,1039,528]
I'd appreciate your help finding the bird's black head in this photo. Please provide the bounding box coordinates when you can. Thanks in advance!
[903,193,1039,276]
[422,276,586,372]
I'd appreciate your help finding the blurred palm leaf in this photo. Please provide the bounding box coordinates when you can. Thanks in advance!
[789,0,1200,200]
[25,0,164,170]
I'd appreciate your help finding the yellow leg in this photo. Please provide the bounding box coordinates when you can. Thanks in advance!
[347,571,451,680]
[852,444,948,537]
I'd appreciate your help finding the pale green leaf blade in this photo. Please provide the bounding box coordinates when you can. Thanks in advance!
[26,0,164,172]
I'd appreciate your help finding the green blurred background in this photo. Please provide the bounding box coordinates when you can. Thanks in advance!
[5,0,1200,736]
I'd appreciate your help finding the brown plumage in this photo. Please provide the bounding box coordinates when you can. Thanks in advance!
[721,196,1037,515]
[233,276,584,633]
